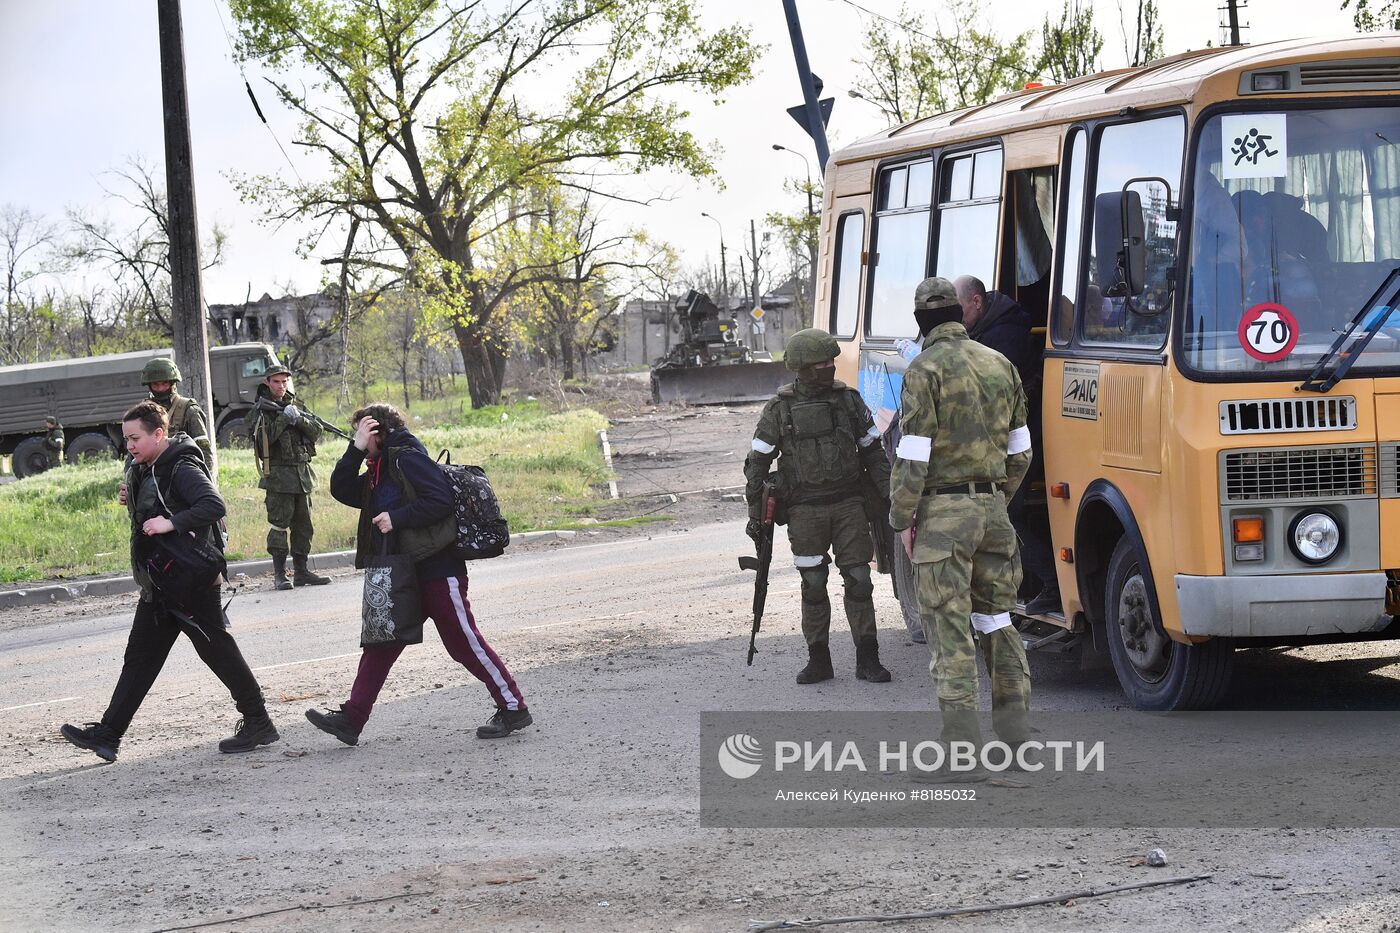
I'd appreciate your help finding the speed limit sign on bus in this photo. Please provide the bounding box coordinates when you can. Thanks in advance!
[1238,302,1299,362]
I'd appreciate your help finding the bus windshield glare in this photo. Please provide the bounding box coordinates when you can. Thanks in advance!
[1184,106,1400,376]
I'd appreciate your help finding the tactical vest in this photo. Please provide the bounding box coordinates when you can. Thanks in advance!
[168,395,192,435]
[775,386,864,502]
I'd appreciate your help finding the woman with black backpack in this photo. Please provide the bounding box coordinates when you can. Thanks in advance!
[306,403,531,746]
[59,400,277,762]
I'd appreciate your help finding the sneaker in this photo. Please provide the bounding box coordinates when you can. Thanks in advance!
[305,706,361,746]
[476,707,533,739]
[219,713,280,753]
[60,722,120,762]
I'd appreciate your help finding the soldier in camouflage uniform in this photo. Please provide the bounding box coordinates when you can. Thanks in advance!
[889,278,1033,751]
[43,416,65,469]
[745,328,893,684]
[249,364,332,590]
[141,357,214,471]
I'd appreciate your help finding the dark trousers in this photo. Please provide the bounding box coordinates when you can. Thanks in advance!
[101,587,266,736]
[1008,472,1057,594]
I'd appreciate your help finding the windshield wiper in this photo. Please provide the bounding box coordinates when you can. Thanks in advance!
[1298,267,1400,393]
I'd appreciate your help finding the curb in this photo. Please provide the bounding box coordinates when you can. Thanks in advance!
[597,429,620,499]
[0,530,577,611]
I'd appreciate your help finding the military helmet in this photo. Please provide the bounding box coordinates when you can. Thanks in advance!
[913,276,959,312]
[141,356,182,385]
[784,328,840,371]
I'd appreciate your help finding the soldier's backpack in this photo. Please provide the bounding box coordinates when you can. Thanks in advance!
[435,450,510,560]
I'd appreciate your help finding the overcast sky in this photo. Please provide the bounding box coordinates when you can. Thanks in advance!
[0,0,1362,305]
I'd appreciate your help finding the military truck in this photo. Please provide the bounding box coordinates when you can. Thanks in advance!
[0,343,280,478]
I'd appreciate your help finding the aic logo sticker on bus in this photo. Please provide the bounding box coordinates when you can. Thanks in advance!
[1238,302,1300,362]
[1061,361,1099,420]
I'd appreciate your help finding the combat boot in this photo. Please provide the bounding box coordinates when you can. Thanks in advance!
[854,637,892,683]
[795,643,834,684]
[306,706,362,746]
[60,722,120,762]
[219,711,279,753]
[271,554,292,591]
[292,556,331,587]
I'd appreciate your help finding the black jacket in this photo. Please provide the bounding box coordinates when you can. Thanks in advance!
[126,434,226,598]
[330,427,464,581]
[967,291,1040,396]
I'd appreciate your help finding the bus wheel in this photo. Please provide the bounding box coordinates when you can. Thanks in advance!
[66,432,117,464]
[1104,536,1233,710]
[891,540,926,643]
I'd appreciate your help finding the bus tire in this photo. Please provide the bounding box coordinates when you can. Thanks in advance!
[217,416,249,450]
[1104,536,1233,710]
[12,437,50,479]
[891,540,926,642]
[66,432,117,465]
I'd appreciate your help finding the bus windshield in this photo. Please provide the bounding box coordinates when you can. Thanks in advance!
[1183,106,1400,377]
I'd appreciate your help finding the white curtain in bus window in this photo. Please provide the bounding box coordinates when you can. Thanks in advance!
[1053,130,1087,346]
[1185,107,1400,375]
[830,213,865,338]
[1084,115,1183,348]
[868,158,934,337]
[935,148,1002,290]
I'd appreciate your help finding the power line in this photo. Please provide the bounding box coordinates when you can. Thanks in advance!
[208,0,304,184]
[833,0,1039,79]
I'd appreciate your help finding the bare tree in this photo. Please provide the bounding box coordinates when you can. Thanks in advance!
[1,205,58,362]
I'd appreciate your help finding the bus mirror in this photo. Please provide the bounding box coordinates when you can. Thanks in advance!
[1093,191,1148,300]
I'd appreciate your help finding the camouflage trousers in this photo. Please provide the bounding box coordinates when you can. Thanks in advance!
[264,491,315,558]
[911,490,1031,730]
[786,497,877,648]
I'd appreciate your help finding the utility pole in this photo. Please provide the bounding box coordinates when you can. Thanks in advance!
[781,0,831,174]
[157,0,216,474]
[1220,0,1246,46]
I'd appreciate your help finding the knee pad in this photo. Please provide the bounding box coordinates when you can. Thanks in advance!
[839,564,874,601]
[798,565,830,604]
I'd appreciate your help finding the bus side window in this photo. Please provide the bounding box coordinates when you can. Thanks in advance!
[1083,115,1184,348]
[1053,129,1087,346]
[867,158,935,337]
[830,212,865,339]
[935,147,1002,288]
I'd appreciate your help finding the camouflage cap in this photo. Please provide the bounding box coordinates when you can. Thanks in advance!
[45,415,58,424]
[913,276,959,312]
[263,363,292,378]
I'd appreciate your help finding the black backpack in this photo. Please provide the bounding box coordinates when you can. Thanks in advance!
[435,450,510,560]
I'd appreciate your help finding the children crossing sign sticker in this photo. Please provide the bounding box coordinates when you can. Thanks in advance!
[1238,302,1300,362]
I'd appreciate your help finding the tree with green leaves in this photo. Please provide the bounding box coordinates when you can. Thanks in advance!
[1039,0,1103,84]
[1344,0,1400,31]
[852,0,1033,125]
[229,0,760,408]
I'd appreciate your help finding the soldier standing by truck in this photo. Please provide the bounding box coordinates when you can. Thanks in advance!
[249,364,332,590]
[743,328,892,685]
[141,358,213,471]
[42,416,64,470]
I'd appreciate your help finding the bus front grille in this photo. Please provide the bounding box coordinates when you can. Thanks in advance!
[1223,444,1378,502]
[1219,397,1356,434]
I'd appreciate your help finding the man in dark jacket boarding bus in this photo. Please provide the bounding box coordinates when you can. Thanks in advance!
[305,403,532,746]
[59,401,278,762]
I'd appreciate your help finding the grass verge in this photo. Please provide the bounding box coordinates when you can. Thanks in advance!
[0,404,611,584]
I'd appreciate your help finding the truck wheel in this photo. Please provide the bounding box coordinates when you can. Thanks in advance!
[217,417,249,449]
[891,540,926,643]
[66,432,117,465]
[1103,536,1234,710]
[12,437,50,479]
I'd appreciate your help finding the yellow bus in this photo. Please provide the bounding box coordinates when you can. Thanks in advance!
[821,36,1400,709]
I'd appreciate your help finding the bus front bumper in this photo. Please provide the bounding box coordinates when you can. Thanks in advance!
[1175,573,1392,638]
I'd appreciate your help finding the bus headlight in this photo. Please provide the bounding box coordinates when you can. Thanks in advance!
[1288,511,1342,564]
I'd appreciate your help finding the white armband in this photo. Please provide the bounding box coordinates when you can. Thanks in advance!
[895,435,931,463]
[751,438,776,454]
[1007,425,1031,456]
[971,611,1012,634]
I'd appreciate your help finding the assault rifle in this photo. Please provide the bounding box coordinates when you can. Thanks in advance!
[737,478,778,666]
[253,395,353,441]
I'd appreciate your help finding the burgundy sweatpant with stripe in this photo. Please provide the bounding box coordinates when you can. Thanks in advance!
[344,575,524,729]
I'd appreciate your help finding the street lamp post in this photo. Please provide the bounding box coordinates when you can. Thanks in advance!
[700,211,728,310]
[771,143,815,217]
[846,87,901,123]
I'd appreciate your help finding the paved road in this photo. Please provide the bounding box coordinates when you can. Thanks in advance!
[4,519,1400,931]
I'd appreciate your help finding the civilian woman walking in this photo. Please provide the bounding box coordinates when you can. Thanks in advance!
[60,401,277,762]
[306,403,531,745]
